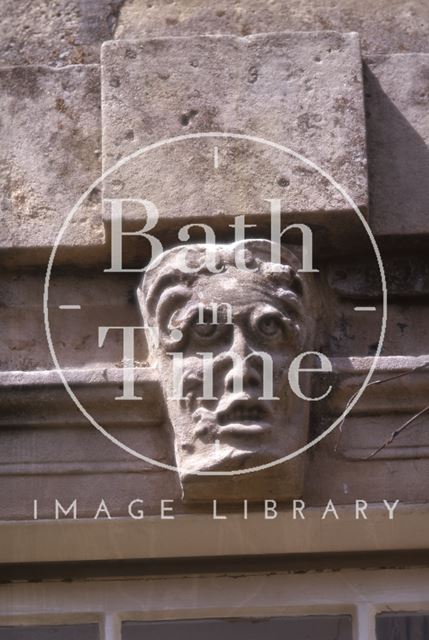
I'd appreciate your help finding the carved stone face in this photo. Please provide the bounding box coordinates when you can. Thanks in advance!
[138,240,318,501]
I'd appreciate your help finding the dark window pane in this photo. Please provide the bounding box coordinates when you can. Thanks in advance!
[0,624,99,640]
[123,617,352,640]
[376,613,429,640]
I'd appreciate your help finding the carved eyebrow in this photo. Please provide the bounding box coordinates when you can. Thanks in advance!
[155,285,192,332]
[170,302,200,327]
[167,303,231,332]
[275,288,305,320]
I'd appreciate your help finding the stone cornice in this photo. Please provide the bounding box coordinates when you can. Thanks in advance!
[1,356,428,471]
[0,503,428,564]
[2,355,427,425]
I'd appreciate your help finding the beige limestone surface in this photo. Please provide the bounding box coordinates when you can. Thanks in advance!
[116,0,429,56]
[102,32,368,248]
[0,64,104,256]
[1,0,428,70]
[0,0,124,67]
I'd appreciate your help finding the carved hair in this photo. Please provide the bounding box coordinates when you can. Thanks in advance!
[137,240,316,352]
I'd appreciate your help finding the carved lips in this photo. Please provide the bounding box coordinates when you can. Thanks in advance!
[216,396,273,436]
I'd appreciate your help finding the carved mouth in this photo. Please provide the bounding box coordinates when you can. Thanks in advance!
[217,400,272,433]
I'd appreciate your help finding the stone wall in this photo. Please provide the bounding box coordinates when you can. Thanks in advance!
[1,1,429,524]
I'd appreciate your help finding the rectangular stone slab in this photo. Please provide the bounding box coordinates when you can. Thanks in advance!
[0,64,104,263]
[101,33,368,254]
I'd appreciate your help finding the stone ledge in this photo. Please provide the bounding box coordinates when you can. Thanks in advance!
[1,357,428,468]
[327,355,429,460]
[0,368,163,429]
[1,503,428,563]
[2,355,426,424]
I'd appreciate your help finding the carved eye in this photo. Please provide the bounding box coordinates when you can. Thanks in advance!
[192,322,219,338]
[257,314,284,337]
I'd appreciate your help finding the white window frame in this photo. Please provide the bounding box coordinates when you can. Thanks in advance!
[1,568,429,640]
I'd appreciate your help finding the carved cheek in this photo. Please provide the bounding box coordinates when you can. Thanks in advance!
[271,355,293,390]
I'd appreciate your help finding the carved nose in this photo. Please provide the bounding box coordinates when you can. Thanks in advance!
[228,326,249,357]
[224,328,262,393]
[224,360,261,393]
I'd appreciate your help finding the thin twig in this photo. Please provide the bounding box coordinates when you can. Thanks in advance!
[365,361,429,386]
[334,361,429,454]
[365,403,429,459]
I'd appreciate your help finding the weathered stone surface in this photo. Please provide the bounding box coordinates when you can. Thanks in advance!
[0,0,124,66]
[306,354,429,505]
[1,0,428,67]
[327,299,429,358]
[115,0,429,56]
[2,355,429,519]
[328,254,429,298]
[0,270,147,371]
[326,254,429,358]
[2,257,425,377]
[2,1,429,528]
[0,368,163,429]
[102,33,368,249]
[0,65,104,259]
[365,54,429,236]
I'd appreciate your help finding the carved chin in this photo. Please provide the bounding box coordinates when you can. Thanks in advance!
[178,442,282,474]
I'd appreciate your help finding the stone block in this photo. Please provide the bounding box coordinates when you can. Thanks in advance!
[365,54,429,236]
[101,33,368,255]
[328,254,429,298]
[0,0,123,66]
[0,64,104,263]
[115,0,429,56]
[0,270,147,371]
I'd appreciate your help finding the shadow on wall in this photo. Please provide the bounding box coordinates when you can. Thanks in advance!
[364,62,429,236]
